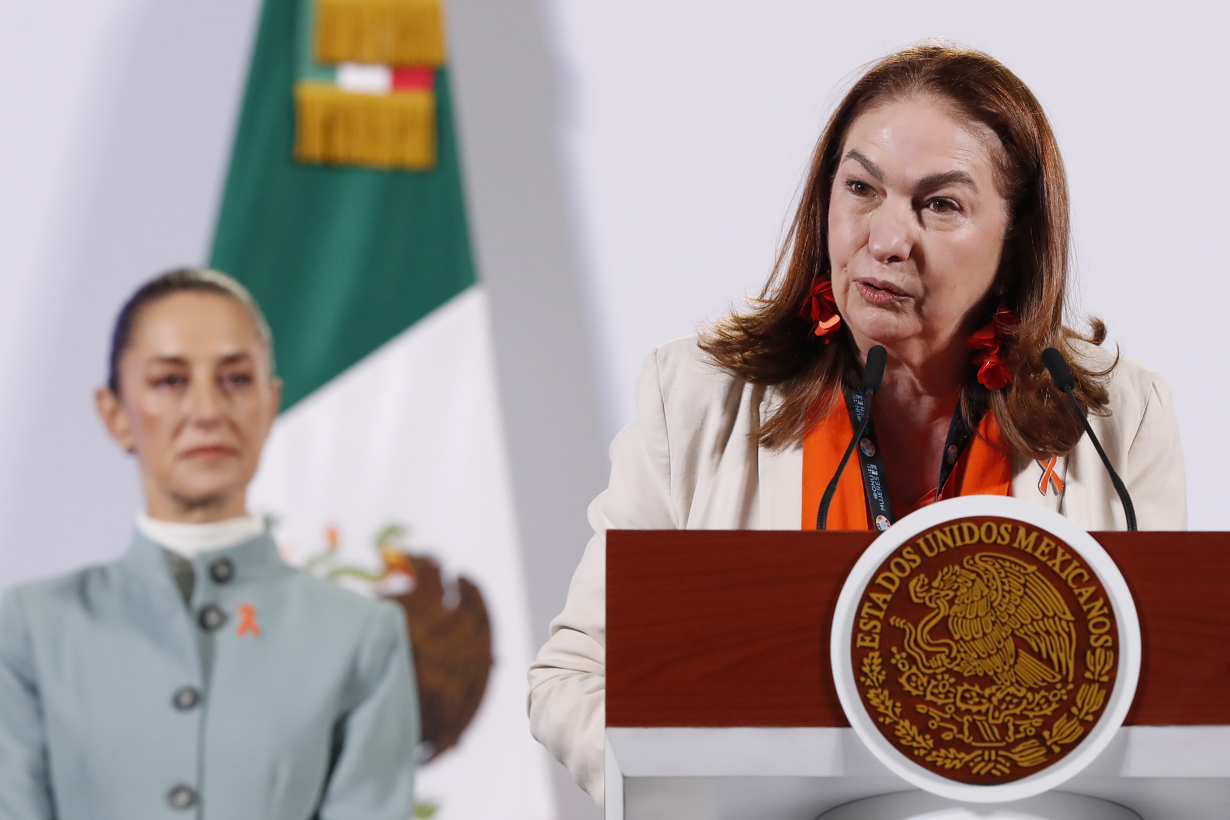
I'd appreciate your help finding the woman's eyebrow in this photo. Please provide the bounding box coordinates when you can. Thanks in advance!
[916,170,978,191]
[843,149,884,182]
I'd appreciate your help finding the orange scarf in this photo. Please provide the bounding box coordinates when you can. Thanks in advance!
[801,397,1012,530]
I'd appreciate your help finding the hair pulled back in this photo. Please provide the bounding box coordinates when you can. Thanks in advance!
[107,268,274,394]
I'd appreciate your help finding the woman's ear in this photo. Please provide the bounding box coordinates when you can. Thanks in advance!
[264,376,283,433]
[251,376,283,451]
[95,387,135,454]
[270,376,283,415]
[991,247,1015,299]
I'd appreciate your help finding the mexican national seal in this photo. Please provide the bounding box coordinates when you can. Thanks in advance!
[832,497,1140,801]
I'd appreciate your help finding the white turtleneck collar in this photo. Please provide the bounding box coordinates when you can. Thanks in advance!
[136,513,265,559]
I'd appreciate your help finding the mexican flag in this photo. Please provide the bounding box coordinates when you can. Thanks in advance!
[210,0,554,816]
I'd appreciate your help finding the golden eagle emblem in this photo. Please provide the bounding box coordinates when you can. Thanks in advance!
[900,553,1076,690]
[852,519,1119,783]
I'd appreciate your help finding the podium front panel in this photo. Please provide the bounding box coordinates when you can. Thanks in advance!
[607,530,1230,728]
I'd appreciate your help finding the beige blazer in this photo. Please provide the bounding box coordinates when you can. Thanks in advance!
[527,336,1186,806]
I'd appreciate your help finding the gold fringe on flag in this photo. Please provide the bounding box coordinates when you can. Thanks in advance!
[314,0,446,67]
[294,81,437,171]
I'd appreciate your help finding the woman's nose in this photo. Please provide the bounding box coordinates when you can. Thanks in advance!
[185,381,225,424]
[867,200,915,265]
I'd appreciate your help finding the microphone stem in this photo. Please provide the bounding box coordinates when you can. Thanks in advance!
[817,389,874,531]
[1063,387,1138,532]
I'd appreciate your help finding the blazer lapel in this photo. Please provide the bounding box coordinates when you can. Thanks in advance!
[751,384,804,530]
[758,441,803,530]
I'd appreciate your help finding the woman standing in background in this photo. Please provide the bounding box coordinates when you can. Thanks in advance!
[0,269,419,818]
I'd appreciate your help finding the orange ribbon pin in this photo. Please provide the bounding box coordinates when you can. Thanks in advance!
[236,603,261,637]
[1037,456,1064,496]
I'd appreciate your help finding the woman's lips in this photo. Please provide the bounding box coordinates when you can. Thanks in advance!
[182,445,238,460]
[855,277,909,306]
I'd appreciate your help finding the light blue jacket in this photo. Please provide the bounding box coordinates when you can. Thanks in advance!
[0,531,418,819]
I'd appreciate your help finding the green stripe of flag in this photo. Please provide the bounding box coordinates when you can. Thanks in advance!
[210,0,476,409]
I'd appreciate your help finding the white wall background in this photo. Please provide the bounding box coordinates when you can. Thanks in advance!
[0,2,1226,817]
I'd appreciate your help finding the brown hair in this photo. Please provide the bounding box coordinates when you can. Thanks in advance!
[108,268,275,394]
[700,43,1111,458]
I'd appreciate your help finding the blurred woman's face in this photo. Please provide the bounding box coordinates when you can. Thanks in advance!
[827,95,1010,367]
[96,292,281,522]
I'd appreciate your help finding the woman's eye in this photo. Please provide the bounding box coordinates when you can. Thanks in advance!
[846,179,872,196]
[222,372,254,389]
[153,374,187,389]
[927,198,960,214]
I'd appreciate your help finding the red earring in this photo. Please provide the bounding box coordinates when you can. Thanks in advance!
[799,280,842,343]
[967,308,1017,390]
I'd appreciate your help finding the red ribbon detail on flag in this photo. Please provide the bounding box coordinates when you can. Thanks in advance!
[392,67,434,92]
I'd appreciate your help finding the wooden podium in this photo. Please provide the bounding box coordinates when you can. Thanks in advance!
[605,531,1230,820]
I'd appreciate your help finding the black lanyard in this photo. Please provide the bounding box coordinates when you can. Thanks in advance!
[842,386,986,531]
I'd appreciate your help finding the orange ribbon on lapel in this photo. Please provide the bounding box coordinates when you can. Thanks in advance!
[1037,456,1064,496]
[237,603,261,637]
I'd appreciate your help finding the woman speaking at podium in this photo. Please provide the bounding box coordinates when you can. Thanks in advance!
[0,270,419,818]
[528,43,1186,805]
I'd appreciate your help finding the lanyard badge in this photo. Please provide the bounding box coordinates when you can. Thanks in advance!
[842,387,986,531]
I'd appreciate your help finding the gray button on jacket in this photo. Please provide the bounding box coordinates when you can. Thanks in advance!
[0,530,419,819]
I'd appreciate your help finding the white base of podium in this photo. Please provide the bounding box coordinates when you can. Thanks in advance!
[606,726,1230,820]
[817,790,1139,820]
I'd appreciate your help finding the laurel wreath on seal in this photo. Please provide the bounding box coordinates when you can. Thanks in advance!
[859,648,1113,777]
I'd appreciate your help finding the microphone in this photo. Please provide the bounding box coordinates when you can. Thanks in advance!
[1041,347,1137,531]
[817,345,887,530]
